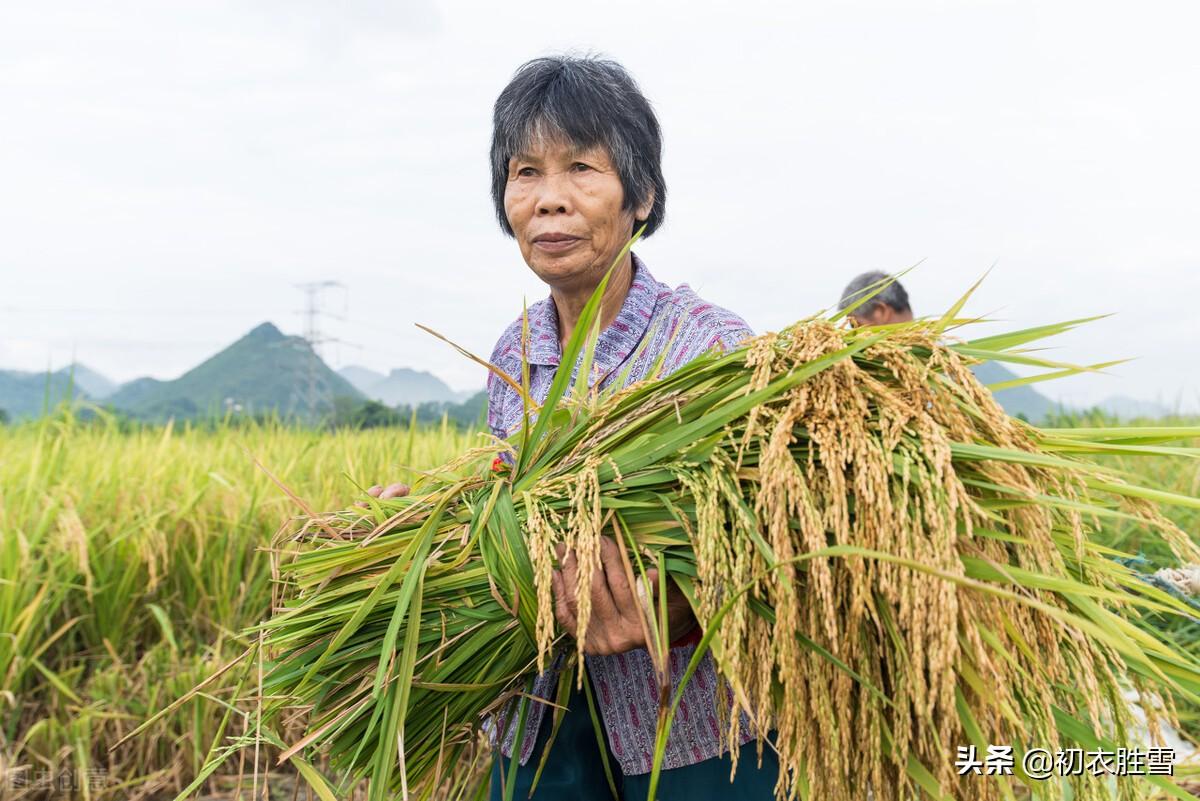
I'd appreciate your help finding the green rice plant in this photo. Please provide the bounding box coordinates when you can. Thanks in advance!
[163,248,1200,801]
[0,409,474,798]
[1042,411,1200,739]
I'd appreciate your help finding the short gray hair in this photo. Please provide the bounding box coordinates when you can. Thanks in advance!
[490,54,667,238]
[838,271,911,315]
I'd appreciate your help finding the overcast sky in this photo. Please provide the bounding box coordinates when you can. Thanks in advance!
[1,0,1197,411]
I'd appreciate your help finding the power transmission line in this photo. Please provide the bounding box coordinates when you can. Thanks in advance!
[294,281,354,417]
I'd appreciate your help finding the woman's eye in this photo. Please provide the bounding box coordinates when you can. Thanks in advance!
[572,162,592,172]
[516,166,537,177]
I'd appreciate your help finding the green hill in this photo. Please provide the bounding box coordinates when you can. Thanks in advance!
[970,361,1066,422]
[57,363,118,399]
[0,363,120,420]
[0,369,89,420]
[400,389,488,428]
[106,322,363,421]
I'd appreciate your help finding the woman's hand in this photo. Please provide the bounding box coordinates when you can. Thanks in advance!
[551,535,696,656]
[355,482,410,507]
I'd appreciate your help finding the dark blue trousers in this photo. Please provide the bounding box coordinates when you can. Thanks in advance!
[489,677,779,800]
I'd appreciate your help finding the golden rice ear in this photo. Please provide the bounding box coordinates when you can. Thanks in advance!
[522,490,557,674]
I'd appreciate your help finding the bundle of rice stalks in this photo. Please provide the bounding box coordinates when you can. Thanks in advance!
[154,249,1200,801]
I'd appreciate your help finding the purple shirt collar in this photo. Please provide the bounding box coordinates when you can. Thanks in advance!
[523,251,660,379]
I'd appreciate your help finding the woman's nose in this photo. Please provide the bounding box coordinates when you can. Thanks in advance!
[535,174,572,216]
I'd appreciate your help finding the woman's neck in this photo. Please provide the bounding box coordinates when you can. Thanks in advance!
[550,253,634,352]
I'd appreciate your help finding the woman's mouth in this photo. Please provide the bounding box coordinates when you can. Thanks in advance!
[532,234,583,254]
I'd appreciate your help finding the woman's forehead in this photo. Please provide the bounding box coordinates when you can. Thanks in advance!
[511,129,609,163]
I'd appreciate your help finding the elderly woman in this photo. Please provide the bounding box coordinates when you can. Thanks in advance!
[371,54,778,798]
[486,55,782,800]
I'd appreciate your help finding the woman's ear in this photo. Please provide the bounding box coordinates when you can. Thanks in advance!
[634,189,655,223]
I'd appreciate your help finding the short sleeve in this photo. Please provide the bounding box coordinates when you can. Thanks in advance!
[659,306,755,378]
[485,368,507,441]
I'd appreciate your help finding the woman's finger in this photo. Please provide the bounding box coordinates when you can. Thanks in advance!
[356,485,384,509]
[380,482,409,500]
[557,545,578,588]
[588,538,620,622]
[552,569,577,635]
[598,536,634,608]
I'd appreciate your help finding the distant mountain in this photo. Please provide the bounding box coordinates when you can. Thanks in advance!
[0,369,89,420]
[339,365,480,407]
[338,365,387,395]
[106,322,363,421]
[370,368,459,406]
[109,377,166,408]
[56,363,117,399]
[0,363,118,420]
[1092,395,1172,420]
[970,361,1064,422]
[398,389,489,429]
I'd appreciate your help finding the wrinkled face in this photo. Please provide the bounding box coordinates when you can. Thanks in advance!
[503,134,653,290]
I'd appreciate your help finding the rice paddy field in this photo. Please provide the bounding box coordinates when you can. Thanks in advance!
[1,405,1198,800]
[0,409,479,800]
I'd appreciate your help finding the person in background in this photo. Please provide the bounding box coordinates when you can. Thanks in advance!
[838,270,913,326]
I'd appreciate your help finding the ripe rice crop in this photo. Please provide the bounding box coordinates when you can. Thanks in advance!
[161,259,1200,801]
